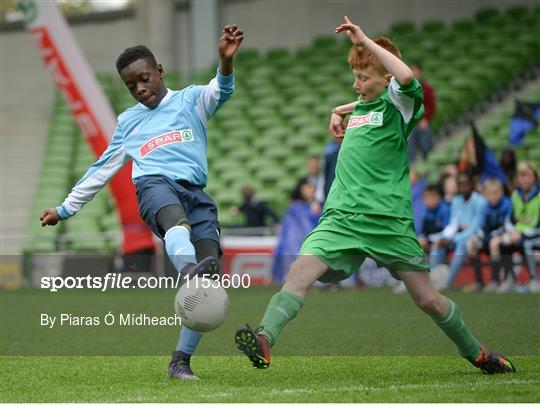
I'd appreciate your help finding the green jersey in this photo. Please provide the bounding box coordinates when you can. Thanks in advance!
[511,184,540,233]
[324,77,424,219]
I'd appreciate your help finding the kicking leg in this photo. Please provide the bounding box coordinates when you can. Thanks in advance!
[235,255,328,368]
[158,205,218,282]
[159,205,218,380]
[397,269,515,374]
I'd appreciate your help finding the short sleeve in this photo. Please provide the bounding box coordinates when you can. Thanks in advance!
[387,77,424,125]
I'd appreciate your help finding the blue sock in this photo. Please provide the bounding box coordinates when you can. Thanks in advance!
[164,226,196,272]
[446,240,468,286]
[176,325,203,354]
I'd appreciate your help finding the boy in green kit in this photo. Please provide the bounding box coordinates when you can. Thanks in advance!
[235,16,515,375]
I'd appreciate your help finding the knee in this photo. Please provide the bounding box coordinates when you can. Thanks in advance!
[284,260,314,294]
[489,237,501,253]
[415,293,444,317]
[466,238,476,255]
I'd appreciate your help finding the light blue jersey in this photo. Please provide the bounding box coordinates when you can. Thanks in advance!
[56,70,234,219]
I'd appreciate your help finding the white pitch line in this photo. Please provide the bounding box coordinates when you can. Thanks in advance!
[197,378,539,399]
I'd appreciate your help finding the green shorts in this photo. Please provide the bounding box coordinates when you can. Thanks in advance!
[300,209,428,283]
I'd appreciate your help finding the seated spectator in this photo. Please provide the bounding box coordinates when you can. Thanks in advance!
[271,182,321,283]
[417,184,450,253]
[429,173,486,290]
[230,185,279,228]
[442,174,458,205]
[488,161,540,293]
[464,178,512,293]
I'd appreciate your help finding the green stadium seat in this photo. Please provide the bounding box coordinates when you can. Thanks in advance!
[505,5,529,20]
[421,20,446,33]
[452,19,474,32]
[390,21,416,35]
[474,7,500,22]
[313,35,338,49]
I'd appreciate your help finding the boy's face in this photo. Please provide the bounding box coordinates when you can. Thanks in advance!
[120,58,166,109]
[300,183,316,202]
[518,168,535,192]
[353,67,390,103]
[484,185,503,206]
[423,191,440,209]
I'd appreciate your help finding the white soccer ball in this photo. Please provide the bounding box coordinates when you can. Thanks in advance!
[174,277,229,332]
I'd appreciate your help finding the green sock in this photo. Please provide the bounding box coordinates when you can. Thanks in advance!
[259,291,304,347]
[433,298,481,360]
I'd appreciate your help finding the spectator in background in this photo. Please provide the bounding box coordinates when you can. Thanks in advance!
[464,178,512,293]
[500,148,517,194]
[322,140,340,202]
[442,174,458,205]
[417,185,451,253]
[292,155,325,205]
[437,164,458,204]
[410,168,427,233]
[272,182,321,283]
[488,161,540,294]
[457,122,506,188]
[430,173,487,290]
[408,62,436,162]
[230,185,280,228]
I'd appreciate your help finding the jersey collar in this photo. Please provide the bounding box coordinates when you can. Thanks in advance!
[139,88,173,110]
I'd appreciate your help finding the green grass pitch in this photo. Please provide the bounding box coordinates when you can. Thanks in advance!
[1,287,539,402]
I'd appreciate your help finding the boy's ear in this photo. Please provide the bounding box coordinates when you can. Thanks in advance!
[157,64,164,79]
[385,73,392,86]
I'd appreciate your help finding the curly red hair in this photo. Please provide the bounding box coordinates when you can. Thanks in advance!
[348,37,401,74]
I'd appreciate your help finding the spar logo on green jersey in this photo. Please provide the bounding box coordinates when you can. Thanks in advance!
[347,112,384,128]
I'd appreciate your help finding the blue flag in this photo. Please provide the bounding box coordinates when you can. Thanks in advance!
[508,100,540,146]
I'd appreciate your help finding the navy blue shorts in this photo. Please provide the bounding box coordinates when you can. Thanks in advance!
[134,175,220,242]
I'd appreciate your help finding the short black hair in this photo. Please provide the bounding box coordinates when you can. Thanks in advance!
[116,45,157,73]
[424,184,441,195]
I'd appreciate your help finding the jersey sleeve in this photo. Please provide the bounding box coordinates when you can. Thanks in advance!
[56,122,129,219]
[190,68,235,127]
[387,77,425,133]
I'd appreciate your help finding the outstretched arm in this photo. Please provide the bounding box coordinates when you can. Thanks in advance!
[335,16,414,86]
[41,125,128,226]
[218,24,244,76]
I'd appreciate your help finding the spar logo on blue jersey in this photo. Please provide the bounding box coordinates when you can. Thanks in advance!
[347,112,383,128]
[139,129,194,158]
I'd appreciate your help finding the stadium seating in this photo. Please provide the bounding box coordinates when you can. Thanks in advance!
[24,6,539,254]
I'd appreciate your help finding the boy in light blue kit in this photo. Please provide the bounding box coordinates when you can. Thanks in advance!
[430,172,486,290]
[40,25,244,380]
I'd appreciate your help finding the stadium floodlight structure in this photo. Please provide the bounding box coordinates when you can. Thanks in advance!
[16,0,155,255]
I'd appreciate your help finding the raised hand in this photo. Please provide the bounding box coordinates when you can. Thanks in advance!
[219,24,244,60]
[335,16,368,46]
[40,208,61,227]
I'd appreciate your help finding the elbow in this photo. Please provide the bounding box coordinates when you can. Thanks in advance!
[399,72,415,86]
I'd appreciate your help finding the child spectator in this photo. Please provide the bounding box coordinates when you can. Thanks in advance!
[430,173,487,290]
[417,184,450,252]
[488,161,540,293]
[464,178,512,292]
